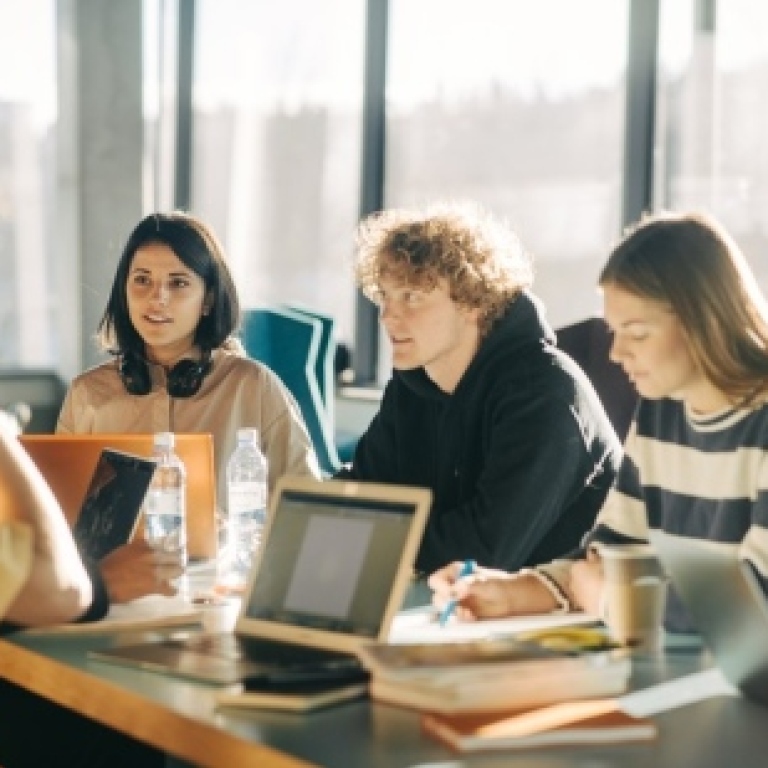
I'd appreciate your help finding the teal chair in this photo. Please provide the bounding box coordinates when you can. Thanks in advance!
[240,307,341,475]
[283,305,336,422]
[283,305,359,464]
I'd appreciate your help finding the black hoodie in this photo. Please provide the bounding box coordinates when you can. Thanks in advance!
[338,292,623,574]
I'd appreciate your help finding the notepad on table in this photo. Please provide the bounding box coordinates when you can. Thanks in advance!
[20,595,202,636]
[216,678,369,712]
[422,698,656,753]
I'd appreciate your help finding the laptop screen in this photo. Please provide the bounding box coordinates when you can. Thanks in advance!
[649,529,768,703]
[242,486,426,640]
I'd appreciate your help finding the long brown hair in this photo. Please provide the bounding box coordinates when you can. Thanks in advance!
[600,211,768,406]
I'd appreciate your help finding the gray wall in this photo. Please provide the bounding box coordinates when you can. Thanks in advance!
[57,0,144,378]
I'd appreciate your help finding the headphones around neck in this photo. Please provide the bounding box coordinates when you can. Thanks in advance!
[119,350,213,398]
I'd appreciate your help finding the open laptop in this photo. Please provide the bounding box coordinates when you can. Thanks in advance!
[19,433,217,560]
[88,475,432,685]
[649,529,768,705]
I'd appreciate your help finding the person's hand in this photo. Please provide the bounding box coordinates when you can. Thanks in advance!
[99,537,184,603]
[428,562,557,621]
[569,550,605,615]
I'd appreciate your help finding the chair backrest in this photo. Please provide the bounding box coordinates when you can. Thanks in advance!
[282,306,362,465]
[0,368,67,433]
[240,307,341,475]
[283,304,336,425]
[555,317,638,442]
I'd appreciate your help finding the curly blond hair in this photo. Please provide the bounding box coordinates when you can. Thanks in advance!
[354,201,533,336]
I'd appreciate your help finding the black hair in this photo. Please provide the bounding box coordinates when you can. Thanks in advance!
[98,211,241,357]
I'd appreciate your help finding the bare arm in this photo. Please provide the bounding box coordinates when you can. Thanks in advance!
[0,417,93,625]
[568,550,606,615]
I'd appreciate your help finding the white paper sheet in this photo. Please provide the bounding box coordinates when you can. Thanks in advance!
[20,594,204,636]
[620,668,738,717]
[388,605,598,644]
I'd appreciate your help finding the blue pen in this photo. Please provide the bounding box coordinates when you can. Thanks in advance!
[438,559,476,627]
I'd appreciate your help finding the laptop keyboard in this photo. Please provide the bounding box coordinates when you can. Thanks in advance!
[169,632,354,668]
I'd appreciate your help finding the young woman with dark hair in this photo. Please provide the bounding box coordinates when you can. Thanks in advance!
[57,211,320,602]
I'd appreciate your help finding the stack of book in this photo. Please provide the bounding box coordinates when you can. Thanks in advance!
[357,636,655,753]
[356,636,632,714]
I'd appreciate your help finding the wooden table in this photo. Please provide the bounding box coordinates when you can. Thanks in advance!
[3,628,768,768]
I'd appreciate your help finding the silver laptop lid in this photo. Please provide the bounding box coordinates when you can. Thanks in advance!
[234,476,432,655]
[649,530,768,703]
[20,433,217,560]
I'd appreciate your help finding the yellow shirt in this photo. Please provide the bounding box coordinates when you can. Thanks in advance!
[0,521,32,619]
[57,348,321,504]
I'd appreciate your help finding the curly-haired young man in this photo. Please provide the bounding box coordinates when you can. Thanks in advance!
[337,202,622,578]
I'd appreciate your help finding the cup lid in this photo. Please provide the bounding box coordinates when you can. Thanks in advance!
[595,542,657,560]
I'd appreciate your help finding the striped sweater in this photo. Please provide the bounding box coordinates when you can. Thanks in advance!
[548,397,768,631]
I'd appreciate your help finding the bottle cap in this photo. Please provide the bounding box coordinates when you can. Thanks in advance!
[154,431,175,449]
[237,427,259,445]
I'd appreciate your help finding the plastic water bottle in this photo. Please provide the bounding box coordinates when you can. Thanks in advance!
[144,432,188,571]
[222,427,268,593]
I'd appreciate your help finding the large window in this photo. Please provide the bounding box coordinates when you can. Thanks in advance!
[5,1,768,385]
[386,0,631,330]
[143,0,179,213]
[191,0,365,348]
[0,0,56,366]
[656,0,768,291]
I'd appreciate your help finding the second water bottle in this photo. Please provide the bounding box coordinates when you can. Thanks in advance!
[223,427,268,592]
[144,431,188,595]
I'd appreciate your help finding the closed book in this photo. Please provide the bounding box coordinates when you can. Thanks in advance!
[358,636,574,680]
[370,654,630,713]
[422,699,657,752]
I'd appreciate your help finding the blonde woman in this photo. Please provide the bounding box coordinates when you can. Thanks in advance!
[430,212,768,633]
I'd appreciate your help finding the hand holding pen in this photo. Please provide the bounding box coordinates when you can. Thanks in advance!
[437,559,477,626]
[430,560,533,621]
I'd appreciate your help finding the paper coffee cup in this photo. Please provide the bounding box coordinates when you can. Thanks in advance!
[598,544,667,650]
[192,595,240,633]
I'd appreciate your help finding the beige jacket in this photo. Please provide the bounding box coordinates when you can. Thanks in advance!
[57,348,321,504]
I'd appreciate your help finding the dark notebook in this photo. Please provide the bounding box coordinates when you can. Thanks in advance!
[72,448,156,561]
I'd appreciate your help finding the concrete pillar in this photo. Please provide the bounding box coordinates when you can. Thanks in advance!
[57,0,143,377]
